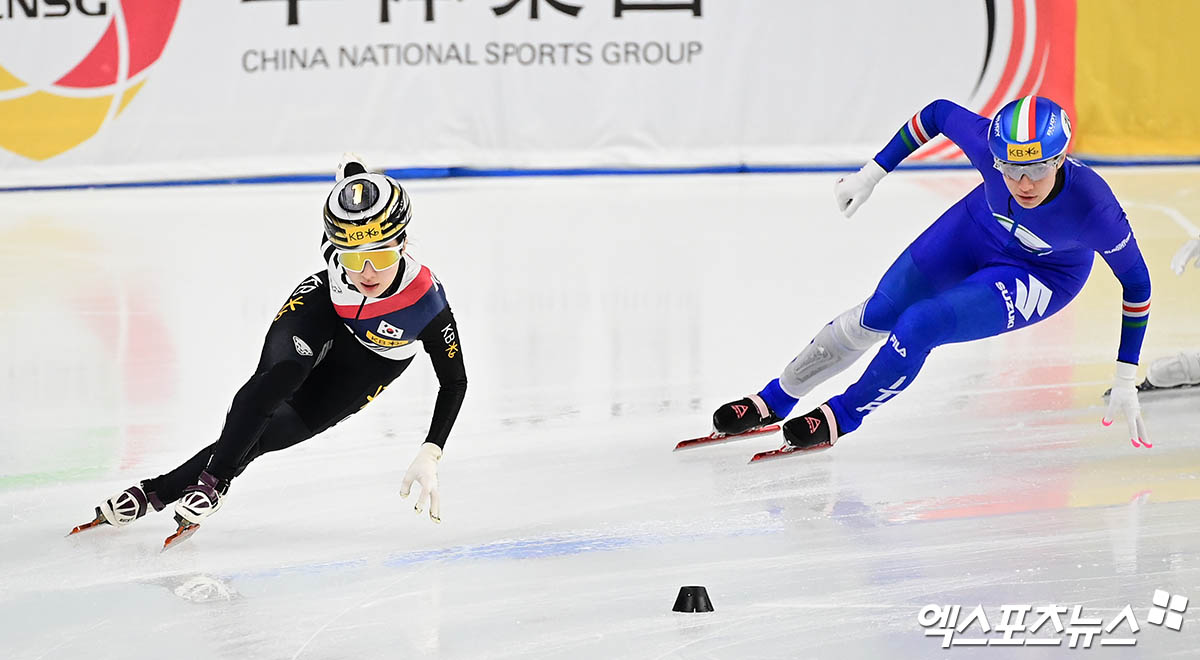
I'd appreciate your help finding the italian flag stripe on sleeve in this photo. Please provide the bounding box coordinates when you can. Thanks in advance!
[907,113,930,146]
[1122,298,1151,317]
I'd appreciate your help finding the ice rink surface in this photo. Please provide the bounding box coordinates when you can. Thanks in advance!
[2,168,1199,659]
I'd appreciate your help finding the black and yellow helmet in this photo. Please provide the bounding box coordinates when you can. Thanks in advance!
[322,172,411,250]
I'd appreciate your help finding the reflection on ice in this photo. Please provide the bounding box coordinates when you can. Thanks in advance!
[167,574,241,603]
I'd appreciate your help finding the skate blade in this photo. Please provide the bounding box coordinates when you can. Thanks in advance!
[749,440,833,464]
[1139,381,1199,394]
[67,511,108,537]
[162,523,200,551]
[674,424,781,451]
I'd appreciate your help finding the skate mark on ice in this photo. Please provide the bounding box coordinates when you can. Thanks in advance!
[290,568,430,660]
[648,614,762,660]
[32,618,109,660]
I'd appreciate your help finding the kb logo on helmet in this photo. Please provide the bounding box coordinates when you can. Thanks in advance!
[346,227,381,242]
[1006,142,1043,162]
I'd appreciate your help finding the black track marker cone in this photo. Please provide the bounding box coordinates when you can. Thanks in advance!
[672,585,714,613]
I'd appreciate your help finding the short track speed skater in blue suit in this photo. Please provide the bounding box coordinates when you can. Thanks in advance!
[713,96,1153,454]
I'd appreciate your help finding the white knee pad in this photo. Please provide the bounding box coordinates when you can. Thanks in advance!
[779,300,887,398]
[1147,351,1200,388]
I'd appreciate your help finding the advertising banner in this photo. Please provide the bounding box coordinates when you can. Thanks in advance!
[0,0,1074,186]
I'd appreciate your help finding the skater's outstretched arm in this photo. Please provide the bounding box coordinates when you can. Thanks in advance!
[1087,206,1152,367]
[398,305,467,523]
[873,100,992,172]
[1072,180,1152,444]
[417,305,468,450]
[836,100,991,218]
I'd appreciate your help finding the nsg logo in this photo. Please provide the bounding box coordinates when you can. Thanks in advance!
[0,0,181,160]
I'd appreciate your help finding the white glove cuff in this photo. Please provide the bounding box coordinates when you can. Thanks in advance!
[862,159,887,184]
[1114,361,1138,383]
[415,442,443,461]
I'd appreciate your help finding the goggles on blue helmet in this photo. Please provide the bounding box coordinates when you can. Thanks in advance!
[993,154,1064,181]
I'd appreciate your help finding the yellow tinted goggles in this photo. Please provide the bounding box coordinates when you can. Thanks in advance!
[336,247,402,273]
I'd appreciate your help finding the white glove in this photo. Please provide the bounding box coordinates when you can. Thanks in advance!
[1103,362,1151,448]
[336,152,367,181]
[399,442,442,523]
[834,159,887,218]
[1170,237,1200,275]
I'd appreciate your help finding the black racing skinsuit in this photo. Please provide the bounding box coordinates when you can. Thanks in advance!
[142,270,466,505]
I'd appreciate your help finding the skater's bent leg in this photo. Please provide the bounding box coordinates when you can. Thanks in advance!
[764,299,888,417]
[225,343,414,479]
[146,402,317,506]
[861,247,956,330]
[142,395,316,505]
[230,402,315,476]
[829,296,957,433]
[828,264,1083,434]
[761,200,988,419]
[205,359,312,480]
[762,247,943,416]
[201,272,338,482]
[856,196,995,331]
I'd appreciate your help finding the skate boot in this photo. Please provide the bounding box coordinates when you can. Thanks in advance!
[69,483,163,535]
[164,471,230,549]
[175,471,229,526]
[1144,351,1200,391]
[1104,352,1200,396]
[781,403,842,451]
[100,482,165,525]
[712,394,782,436]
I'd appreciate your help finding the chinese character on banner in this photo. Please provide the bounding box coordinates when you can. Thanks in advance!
[614,0,701,18]
[382,0,435,23]
[492,0,582,19]
[242,0,303,26]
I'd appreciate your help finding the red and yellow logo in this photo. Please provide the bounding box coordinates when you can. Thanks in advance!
[0,0,181,161]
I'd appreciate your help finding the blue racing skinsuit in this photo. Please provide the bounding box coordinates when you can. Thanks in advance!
[825,100,1151,433]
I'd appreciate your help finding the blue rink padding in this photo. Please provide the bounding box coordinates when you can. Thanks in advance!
[2,158,1199,193]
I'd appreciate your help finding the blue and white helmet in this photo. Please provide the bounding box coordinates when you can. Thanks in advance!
[989,96,1072,164]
